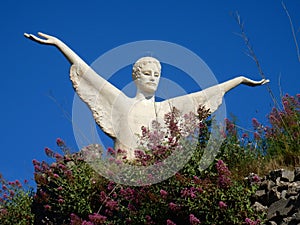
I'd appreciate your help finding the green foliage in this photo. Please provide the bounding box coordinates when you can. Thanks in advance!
[1,93,299,224]
[0,177,34,225]
[264,94,300,165]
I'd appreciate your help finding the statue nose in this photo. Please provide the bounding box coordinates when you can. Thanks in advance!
[150,74,155,81]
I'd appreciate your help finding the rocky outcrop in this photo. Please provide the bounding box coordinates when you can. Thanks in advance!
[250,168,300,225]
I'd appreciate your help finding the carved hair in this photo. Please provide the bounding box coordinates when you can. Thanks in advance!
[132,57,161,80]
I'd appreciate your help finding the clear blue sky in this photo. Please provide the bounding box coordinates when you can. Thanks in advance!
[0,0,299,185]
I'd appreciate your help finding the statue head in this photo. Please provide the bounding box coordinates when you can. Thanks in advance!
[132,57,161,95]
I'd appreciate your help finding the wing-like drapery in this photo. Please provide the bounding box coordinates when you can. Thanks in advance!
[157,85,225,116]
[70,64,127,139]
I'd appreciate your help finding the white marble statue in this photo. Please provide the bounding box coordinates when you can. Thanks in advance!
[24,32,269,159]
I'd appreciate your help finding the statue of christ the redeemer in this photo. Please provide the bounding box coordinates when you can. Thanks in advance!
[24,32,269,159]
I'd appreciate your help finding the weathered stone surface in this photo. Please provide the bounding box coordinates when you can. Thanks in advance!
[253,168,300,225]
[261,179,276,191]
[268,169,283,182]
[252,201,268,213]
[268,198,293,219]
[281,170,295,182]
[294,167,300,181]
[268,187,281,206]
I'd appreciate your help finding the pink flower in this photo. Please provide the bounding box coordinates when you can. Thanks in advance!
[218,201,227,209]
[254,132,260,140]
[15,180,22,188]
[82,221,93,225]
[252,174,261,182]
[2,185,7,190]
[167,219,176,225]
[44,204,51,210]
[252,118,260,129]
[58,198,64,204]
[128,203,136,211]
[53,174,59,179]
[216,160,231,188]
[145,215,152,223]
[105,200,119,211]
[189,214,201,224]
[55,153,63,160]
[169,202,178,211]
[9,190,14,197]
[242,133,249,138]
[58,164,67,170]
[160,189,168,198]
[57,186,63,191]
[0,208,8,215]
[32,159,40,166]
[44,147,54,157]
[245,218,261,225]
[56,138,64,146]
[70,213,82,224]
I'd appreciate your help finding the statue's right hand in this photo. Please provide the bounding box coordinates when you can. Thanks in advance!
[24,32,58,45]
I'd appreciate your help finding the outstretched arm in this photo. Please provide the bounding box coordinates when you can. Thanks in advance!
[219,76,269,93]
[24,32,125,139]
[159,76,269,116]
[24,32,89,71]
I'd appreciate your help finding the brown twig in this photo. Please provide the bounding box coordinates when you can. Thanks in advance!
[281,1,300,62]
[233,11,279,108]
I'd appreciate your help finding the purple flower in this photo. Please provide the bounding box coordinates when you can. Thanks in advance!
[167,219,176,225]
[44,204,51,210]
[0,208,8,215]
[189,214,201,224]
[57,186,63,191]
[218,201,227,209]
[82,221,93,225]
[160,189,168,198]
[56,138,64,146]
[252,174,261,182]
[242,133,249,138]
[44,147,54,157]
[254,132,260,140]
[216,160,231,188]
[128,203,136,211]
[252,118,260,129]
[145,215,153,224]
[88,213,107,223]
[9,190,14,197]
[55,153,63,160]
[32,159,40,166]
[106,200,119,211]
[245,218,261,225]
[169,202,178,211]
[15,180,22,188]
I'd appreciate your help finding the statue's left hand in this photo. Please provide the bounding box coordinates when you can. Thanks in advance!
[24,32,58,45]
[243,77,270,87]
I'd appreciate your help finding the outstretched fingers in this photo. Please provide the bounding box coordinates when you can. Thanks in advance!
[37,32,51,39]
[261,79,270,85]
[24,32,56,45]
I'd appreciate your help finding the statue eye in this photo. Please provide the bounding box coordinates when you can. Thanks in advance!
[154,73,159,77]
[142,71,151,75]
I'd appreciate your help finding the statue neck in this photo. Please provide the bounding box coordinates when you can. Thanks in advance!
[135,90,155,102]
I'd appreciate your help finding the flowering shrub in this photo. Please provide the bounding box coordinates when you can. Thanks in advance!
[16,106,262,225]
[264,94,300,165]
[5,93,300,225]
[0,175,34,224]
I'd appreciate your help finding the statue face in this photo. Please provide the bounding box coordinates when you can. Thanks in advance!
[135,63,161,94]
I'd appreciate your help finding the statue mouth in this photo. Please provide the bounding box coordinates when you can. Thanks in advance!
[147,82,156,86]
